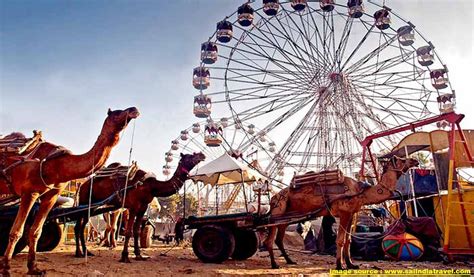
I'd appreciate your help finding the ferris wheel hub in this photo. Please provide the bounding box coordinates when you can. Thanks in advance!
[328,72,345,83]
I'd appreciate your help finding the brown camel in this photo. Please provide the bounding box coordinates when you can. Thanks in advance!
[99,210,128,249]
[74,152,206,262]
[99,198,160,249]
[264,156,419,269]
[0,107,139,276]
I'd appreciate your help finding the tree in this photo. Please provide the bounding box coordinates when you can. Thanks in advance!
[159,193,198,222]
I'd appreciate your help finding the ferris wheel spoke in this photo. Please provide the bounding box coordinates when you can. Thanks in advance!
[345,32,399,74]
[181,138,214,159]
[268,7,324,74]
[296,13,326,71]
[350,83,430,122]
[352,87,434,116]
[332,17,354,71]
[237,21,319,78]
[223,64,309,87]
[209,83,308,103]
[224,66,305,88]
[352,79,436,100]
[348,50,416,78]
[353,73,432,91]
[298,10,331,67]
[235,94,312,123]
[217,42,314,76]
[277,6,332,70]
[213,75,301,88]
[338,20,376,72]
[305,8,336,66]
[237,96,315,150]
[344,84,419,124]
[227,37,313,80]
[246,24,319,74]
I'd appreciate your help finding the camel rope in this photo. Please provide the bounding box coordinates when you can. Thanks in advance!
[85,113,135,262]
[85,151,96,262]
[117,119,137,238]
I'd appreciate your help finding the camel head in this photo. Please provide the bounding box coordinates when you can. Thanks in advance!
[381,156,419,178]
[178,152,206,174]
[104,107,140,133]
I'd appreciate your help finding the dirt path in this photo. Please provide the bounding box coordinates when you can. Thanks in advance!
[7,243,471,276]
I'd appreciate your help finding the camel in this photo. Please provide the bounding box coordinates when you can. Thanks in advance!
[0,107,140,276]
[100,209,128,249]
[264,156,419,269]
[74,152,206,262]
[99,198,160,249]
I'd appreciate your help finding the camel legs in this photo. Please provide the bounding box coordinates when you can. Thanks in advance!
[343,215,358,269]
[108,211,120,249]
[100,213,111,247]
[275,224,296,265]
[335,213,353,270]
[74,217,84,257]
[132,211,147,260]
[2,192,39,276]
[74,216,95,257]
[264,226,279,269]
[26,189,60,275]
[119,210,136,263]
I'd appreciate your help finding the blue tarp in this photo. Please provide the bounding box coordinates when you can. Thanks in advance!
[396,169,439,196]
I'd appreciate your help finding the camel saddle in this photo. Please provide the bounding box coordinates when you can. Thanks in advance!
[290,169,348,195]
[94,161,139,180]
[0,130,43,155]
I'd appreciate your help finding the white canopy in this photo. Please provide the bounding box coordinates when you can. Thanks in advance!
[189,153,267,186]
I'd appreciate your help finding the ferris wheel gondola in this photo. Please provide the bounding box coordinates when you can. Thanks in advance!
[162,118,278,178]
[191,0,456,180]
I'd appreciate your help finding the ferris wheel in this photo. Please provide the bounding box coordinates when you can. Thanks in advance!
[162,118,278,178]
[191,0,456,179]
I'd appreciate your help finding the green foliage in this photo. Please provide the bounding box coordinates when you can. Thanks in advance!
[414,151,430,166]
[159,193,198,222]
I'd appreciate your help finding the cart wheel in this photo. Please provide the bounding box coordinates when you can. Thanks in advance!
[140,225,153,248]
[231,229,259,260]
[192,224,235,263]
[0,221,27,256]
[37,221,62,252]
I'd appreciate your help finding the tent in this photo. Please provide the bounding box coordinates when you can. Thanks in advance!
[390,129,474,168]
[189,153,266,185]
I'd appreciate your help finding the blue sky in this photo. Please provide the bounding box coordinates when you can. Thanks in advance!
[1,0,473,178]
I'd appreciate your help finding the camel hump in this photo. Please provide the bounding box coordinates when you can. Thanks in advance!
[291,169,344,188]
[44,145,72,160]
[95,161,139,179]
[107,162,123,168]
[0,130,43,155]
[3,132,26,140]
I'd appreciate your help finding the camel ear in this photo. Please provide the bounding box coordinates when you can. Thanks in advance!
[107,108,112,115]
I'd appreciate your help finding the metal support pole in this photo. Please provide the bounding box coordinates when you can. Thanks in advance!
[183,181,186,219]
[215,185,218,215]
[241,170,249,213]
[443,122,456,252]
[405,145,418,217]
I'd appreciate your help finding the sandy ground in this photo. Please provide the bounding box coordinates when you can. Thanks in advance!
[7,242,473,277]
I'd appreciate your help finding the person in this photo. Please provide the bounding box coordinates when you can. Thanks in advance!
[174,217,185,245]
[317,215,336,255]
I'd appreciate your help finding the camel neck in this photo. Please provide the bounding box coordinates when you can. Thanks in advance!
[360,170,399,205]
[150,167,187,197]
[43,122,122,182]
